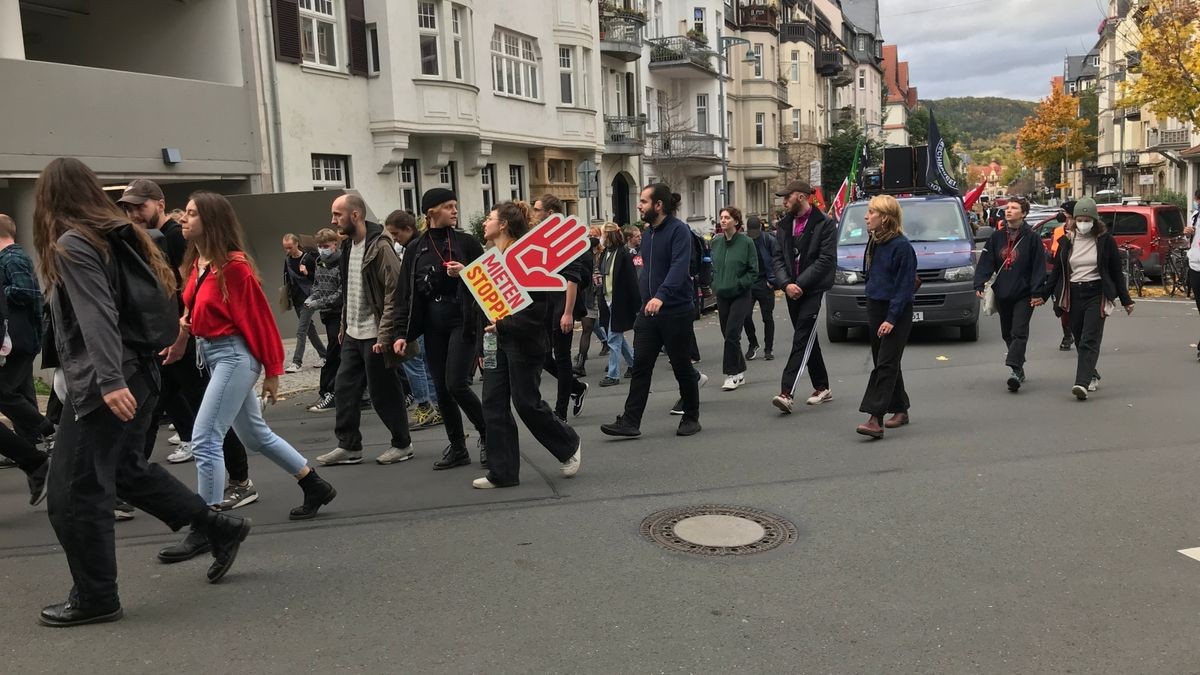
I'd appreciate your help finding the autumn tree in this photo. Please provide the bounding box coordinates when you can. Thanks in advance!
[1016,88,1093,182]
[1118,0,1200,128]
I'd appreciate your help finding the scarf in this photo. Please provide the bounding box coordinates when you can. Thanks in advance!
[864,229,901,274]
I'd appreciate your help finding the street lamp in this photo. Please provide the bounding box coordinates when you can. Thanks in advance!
[715,34,759,206]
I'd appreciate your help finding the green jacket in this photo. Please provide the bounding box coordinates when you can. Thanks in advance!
[710,232,758,298]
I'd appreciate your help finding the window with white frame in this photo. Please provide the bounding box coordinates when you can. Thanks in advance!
[857,35,868,52]
[509,165,526,200]
[481,164,496,212]
[653,0,663,37]
[579,49,591,108]
[559,47,574,105]
[417,2,439,76]
[688,178,704,216]
[792,109,800,139]
[755,113,765,146]
[492,29,540,100]
[752,43,763,78]
[726,111,733,144]
[451,7,465,80]
[439,161,458,194]
[696,94,708,133]
[858,69,865,89]
[300,0,338,68]
[367,24,381,75]
[1091,55,1099,66]
[790,50,799,81]
[311,154,349,189]
[693,7,705,34]
[399,160,420,213]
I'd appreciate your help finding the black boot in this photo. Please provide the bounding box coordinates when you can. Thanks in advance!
[193,508,251,583]
[289,469,336,521]
[1059,327,1073,351]
[433,444,471,470]
[157,526,211,563]
[27,458,48,506]
[479,440,488,469]
[572,354,587,378]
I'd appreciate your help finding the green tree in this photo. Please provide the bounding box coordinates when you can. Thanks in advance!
[821,120,884,198]
[1119,0,1200,128]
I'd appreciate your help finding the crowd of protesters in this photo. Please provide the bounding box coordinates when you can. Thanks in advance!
[0,156,1150,628]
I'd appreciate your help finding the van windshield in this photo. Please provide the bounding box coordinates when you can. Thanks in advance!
[839,201,968,245]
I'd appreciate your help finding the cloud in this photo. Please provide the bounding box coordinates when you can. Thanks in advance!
[879,0,1109,100]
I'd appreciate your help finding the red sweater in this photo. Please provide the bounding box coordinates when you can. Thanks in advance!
[182,253,285,377]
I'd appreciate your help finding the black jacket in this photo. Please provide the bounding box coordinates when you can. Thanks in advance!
[598,245,640,334]
[771,207,837,295]
[393,227,484,343]
[751,231,779,289]
[973,223,1047,301]
[1037,231,1134,309]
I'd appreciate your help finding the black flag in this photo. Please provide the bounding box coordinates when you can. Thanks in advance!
[926,109,960,197]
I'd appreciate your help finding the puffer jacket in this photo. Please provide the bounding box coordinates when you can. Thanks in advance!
[306,249,343,319]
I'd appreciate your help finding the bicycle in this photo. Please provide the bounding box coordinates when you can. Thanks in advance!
[1158,238,1190,297]
[1118,242,1145,298]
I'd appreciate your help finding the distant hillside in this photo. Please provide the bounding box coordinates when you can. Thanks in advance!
[920,97,1037,147]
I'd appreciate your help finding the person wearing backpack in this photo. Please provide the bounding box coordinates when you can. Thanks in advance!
[0,282,50,504]
[31,158,250,627]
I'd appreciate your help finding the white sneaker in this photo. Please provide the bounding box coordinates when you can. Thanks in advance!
[168,433,182,445]
[167,423,176,431]
[1087,377,1099,392]
[376,445,414,465]
[806,388,833,405]
[722,373,745,391]
[317,447,363,465]
[561,445,581,478]
[285,363,301,374]
[314,358,326,368]
[697,372,709,388]
[472,476,499,489]
[1072,385,1088,400]
[166,442,194,464]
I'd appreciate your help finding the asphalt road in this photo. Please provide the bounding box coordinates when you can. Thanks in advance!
[3,298,1200,674]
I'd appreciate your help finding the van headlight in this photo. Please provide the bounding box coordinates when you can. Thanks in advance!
[834,269,863,285]
[943,265,974,282]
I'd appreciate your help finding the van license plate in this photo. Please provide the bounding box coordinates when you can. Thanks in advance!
[912,311,924,322]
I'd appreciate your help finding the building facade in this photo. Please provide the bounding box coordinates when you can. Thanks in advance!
[881,44,917,147]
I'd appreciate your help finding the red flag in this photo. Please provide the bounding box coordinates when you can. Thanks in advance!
[962,176,988,212]
[810,186,828,212]
[830,177,850,220]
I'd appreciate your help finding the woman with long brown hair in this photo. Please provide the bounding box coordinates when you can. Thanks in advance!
[165,191,336,523]
[33,158,249,627]
[597,222,639,386]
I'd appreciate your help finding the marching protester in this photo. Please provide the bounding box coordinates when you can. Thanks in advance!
[281,233,327,373]
[856,195,917,439]
[304,228,344,413]
[458,201,580,488]
[601,184,702,438]
[770,180,836,414]
[0,280,50,503]
[742,215,778,362]
[0,213,56,449]
[392,189,488,470]
[315,195,414,466]
[1034,197,1134,400]
[597,222,638,386]
[1186,188,1200,361]
[33,158,249,626]
[171,190,336,527]
[531,194,589,420]
[973,197,1046,392]
[573,235,607,377]
[1050,202,1076,351]
[710,207,758,391]
[384,210,442,429]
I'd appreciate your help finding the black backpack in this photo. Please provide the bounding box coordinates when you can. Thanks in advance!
[106,225,179,353]
[690,231,714,287]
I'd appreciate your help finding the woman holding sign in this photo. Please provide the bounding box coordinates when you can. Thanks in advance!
[467,201,581,488]
[392,189,487,471]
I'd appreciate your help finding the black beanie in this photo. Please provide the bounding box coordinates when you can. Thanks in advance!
[421,187,457,214]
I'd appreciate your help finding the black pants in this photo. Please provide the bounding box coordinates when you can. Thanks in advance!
[143,341,248,483]
[0,420,48,473]
[1190,269,1200,320]
[544,322,586,418]
[860,299,913,418]
[996,298,1034,369]
[717,291,752,376]
[319,311,342,397]
[0,351,53,443]
[623,311,700,426]
[423,301,486,449]
[334,336,411,452]
[780,292,829,396]
[48,365,207,609]
[1068,282,1106,387]
[483,348,579,485]
[743,285,776,353]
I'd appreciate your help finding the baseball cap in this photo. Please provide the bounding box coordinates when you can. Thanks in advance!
[117,179,165,205]
[775,180,812,197]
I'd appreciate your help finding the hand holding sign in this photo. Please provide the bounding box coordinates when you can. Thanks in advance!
[505,215,589,291]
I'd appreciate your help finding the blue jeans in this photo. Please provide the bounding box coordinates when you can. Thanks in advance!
[402,336,437,405]
[194,336,308,505]
[291,302,327,366]
[605,313,634,380]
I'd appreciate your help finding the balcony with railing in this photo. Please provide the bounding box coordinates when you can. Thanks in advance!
[600,13,646,62]
[739,3,779,31]
[646,130,721,165]
[816,49,843,76]
[780,22,818,47]
[831,63,854,87]
[648,37,718,78]
[1149,127,1191,150]
[1117,106,1142,120]
[604,115,647,155]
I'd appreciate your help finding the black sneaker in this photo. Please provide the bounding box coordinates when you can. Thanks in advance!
[745,345,759,361]
[599,376,621,387]
[669,398,684,415]
[600,416,641,438]
[432,444,471,470]
[677,418,702,436]
[114,499,135,521]
[28,459,49,506]
[763,350,775,361]
[624,367,634,379]
[1059,335,1072,351]
[308,392,335,413]
[572,383,588,417]
[1006,369,1021,392]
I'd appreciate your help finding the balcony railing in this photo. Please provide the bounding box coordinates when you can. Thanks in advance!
[816,49,842,76]
[832,64,854,87]
[739,4,779,29]
[600,14,645,61]
[599,0,647,22]
[780,22,818,47]
[648,36,717,76]
[646,130,721,161]
[604,115,647,154]
[1156,128,1191,149]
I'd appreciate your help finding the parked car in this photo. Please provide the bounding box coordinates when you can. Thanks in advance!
[1097,203,1186,276]
[826,195,980,342]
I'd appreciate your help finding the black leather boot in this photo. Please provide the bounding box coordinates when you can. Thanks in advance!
[157,526,211,563]
[432,444,471,470]
[478,440,488,469]
[193,508,251,583]
[39,600,123,628]
[289,469,336,521]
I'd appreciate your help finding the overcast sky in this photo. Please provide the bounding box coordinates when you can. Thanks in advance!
[878,0,1110,101]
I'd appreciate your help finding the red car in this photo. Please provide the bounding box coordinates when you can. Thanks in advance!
[1097,204,1186,276]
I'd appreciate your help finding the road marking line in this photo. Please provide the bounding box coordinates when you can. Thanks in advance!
[1177,547,1200,562]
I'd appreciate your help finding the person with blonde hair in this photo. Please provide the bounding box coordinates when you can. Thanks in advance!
[856,195,917,439]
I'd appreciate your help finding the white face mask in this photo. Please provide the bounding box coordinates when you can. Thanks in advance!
[1076,221,1094,235]
[393,242,404,256]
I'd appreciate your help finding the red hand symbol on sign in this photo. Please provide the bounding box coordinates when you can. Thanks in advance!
[505,215,589,291]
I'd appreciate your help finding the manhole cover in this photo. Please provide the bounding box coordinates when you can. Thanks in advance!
[640,505,797,556]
